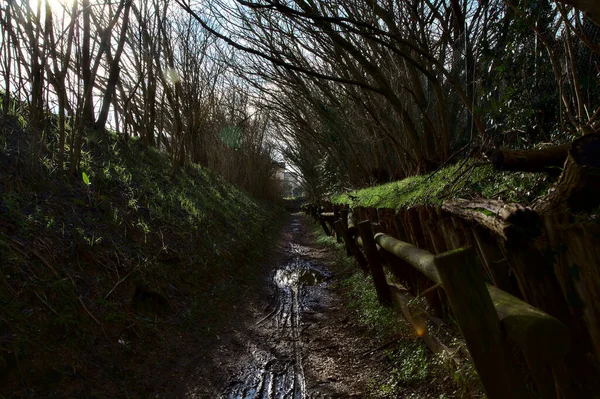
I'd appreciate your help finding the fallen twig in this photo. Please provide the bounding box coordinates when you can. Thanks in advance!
[359,336,402,358]
[104,266,140,299]
[415,283,442,300]
[34,291,60,317]
[78,296,107,338]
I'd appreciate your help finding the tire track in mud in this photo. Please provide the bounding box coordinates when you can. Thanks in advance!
[224,218,326,399]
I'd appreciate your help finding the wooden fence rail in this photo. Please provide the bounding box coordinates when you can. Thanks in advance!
[309,205,573,399]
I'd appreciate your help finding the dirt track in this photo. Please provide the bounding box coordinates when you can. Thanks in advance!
[175,214,459,399]
[170,213,388,398]
[220,215,384,398]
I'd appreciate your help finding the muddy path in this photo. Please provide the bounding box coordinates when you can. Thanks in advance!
[224,218,326,398]
[194,214,389,399]
[160,213,463,399]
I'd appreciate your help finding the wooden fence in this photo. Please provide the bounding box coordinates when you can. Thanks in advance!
[307,202,599,398]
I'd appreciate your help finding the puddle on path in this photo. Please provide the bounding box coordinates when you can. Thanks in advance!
[224,218,327,399]
[290,221,301,233]
[274,264,325,288]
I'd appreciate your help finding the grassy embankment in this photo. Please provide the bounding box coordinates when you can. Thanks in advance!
[332,161,557,210]
[0,112,286,396]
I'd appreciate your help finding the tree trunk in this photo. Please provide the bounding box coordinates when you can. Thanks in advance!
[71,0,93,174]
[441,199,541,241]
[95,0,132,132]
[489,143,570,173]
[1,5,11,123]
[534,133,600,213]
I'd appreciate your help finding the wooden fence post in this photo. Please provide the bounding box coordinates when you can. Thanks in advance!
[333,218,351,256]
[318,214,331,236]
[435,247,528,399]
[334,219,369,273]
[347,210,357,237]
[340,208,349,231]
[357,220,392,306]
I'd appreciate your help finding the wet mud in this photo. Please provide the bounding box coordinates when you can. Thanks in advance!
[225,218,328,399]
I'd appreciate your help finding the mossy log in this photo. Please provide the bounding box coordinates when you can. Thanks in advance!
[489,143,569,173]
[374,233,439,282]
[442,199,540,240]
[374,233,570,361]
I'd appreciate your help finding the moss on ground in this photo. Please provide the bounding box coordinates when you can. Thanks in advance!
[331,161,557,210]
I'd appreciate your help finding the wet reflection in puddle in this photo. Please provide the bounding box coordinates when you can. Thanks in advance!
[290,221,301,233]
[274,266,325,288]
[288,243,309,255]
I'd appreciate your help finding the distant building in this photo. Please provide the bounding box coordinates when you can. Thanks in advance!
[274,161,286,181]
[274,162,304,198]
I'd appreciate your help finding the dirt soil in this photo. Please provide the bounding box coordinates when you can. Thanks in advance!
[159,213,455,399]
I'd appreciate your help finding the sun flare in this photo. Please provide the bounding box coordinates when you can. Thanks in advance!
[28,0,74,14]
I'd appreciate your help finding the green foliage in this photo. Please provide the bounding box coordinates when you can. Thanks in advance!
[82,171,91,186]
[0,120,287,396]
[341,272,400,337]
[386,343,430,384]
[332,161,556,210]
[315,234,338,248]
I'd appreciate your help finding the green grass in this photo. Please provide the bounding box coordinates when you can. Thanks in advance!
[310,221,433,396]
[331,161,556,210]
[0,113,287,396]
[340,272,404,338]
[310,218,483,398]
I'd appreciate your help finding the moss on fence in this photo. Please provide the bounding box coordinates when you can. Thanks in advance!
[331,161,556,210]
